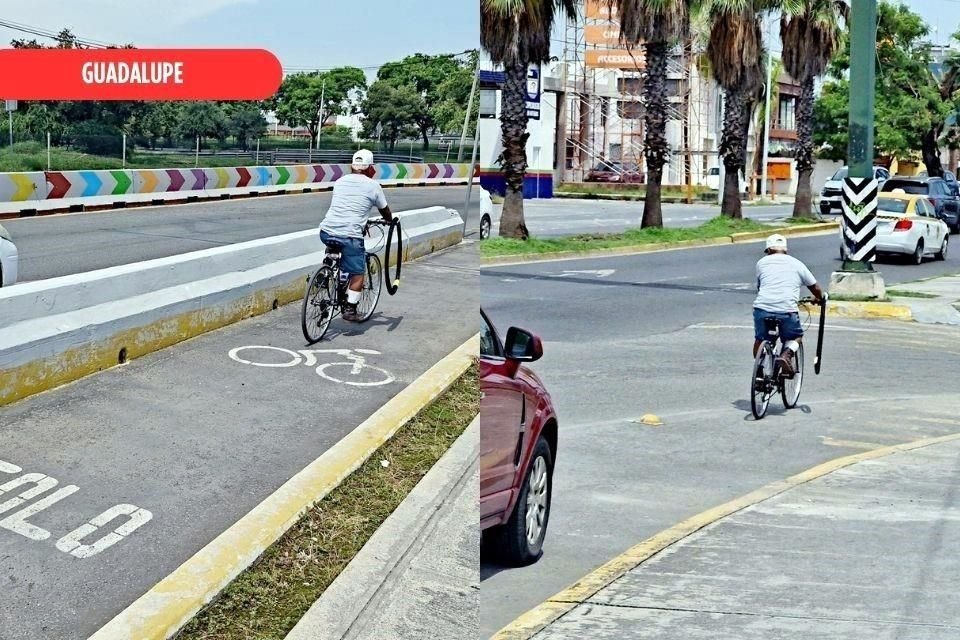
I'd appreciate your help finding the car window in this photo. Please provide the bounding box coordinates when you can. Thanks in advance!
[879,169,890,180]
[917,199,931,216]
[882,180,928,195]
[480,314,503,358]
[877,197,909,214]
[708,167,719,176]
[831,167,848,180]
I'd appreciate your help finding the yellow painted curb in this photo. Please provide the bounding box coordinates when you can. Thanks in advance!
[481,223,838,267]
[801,300,913,322]
[492,430,960,639]
[88,334,479,640]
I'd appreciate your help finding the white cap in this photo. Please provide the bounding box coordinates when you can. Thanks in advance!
[765,234,788,252]
[351,149,374,170]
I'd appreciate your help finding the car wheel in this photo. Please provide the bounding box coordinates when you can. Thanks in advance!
[480,214,491,240]
[492,436,553,566]
[937,236,949,261]
[912,240,924,265]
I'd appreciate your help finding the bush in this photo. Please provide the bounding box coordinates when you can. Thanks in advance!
[64,121,129,157]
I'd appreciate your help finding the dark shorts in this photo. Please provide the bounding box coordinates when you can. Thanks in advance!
[319,231,366,275]
[753,308,804,342]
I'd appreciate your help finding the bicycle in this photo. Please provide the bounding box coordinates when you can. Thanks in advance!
[300,220,389,343]
[750,296,826,420]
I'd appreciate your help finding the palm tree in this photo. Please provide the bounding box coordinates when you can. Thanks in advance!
[481,0,575,239]
[781,0,849,218]
[705,1,772,219]
[752,55,783,190]
[613,0,694,228]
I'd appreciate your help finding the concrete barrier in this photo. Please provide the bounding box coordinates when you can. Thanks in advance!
[0,172,45,202]
[0,206,465,407]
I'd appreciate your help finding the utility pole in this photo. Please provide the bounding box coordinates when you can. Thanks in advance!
[760,46,773,200]
[833,0,885,297]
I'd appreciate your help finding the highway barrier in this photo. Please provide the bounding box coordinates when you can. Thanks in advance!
[0,206,465,407]
[0,163,478,216]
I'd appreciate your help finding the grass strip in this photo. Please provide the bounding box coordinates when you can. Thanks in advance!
[555,183,712,198]
[887,289,940,299]
[829,294,892,302]
[481,216,793,257]
[176,363,479,640]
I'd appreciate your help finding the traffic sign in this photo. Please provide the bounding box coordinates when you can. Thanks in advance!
[5,100,16,112]
[526,64,540,120]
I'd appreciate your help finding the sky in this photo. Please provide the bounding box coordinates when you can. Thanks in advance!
[0,0,478,79]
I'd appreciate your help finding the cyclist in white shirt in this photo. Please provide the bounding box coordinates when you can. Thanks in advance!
[319,149,393,321]
[754,234,824,376]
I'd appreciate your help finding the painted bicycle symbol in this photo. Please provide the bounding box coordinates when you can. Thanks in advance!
[228,346,395,387]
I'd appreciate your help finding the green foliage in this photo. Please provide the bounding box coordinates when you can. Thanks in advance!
[269,67,366,141]
[360,81,424,152]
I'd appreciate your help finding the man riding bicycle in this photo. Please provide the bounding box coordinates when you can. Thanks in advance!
[754,234,824,376]
[318,149,393,321]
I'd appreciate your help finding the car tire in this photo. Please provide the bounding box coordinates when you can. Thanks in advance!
[937,237,949,261]
[480,214,491,240]
[912,240,924,265]
[491,435,553,566]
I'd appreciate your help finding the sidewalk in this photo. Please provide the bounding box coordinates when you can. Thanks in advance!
[890,273,960,325]
[285,417,479,640]
[528,436,960,639]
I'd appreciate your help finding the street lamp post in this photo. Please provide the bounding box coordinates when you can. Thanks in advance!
[832,0,886,298]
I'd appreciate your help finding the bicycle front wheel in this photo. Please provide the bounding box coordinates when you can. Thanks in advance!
[781,342,804,409]
[356,253,383,323]
[301,266,335,343]
[751,346,772,420]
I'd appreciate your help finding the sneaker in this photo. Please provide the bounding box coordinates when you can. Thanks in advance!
[777,350,795,378]
[341,303,360,322]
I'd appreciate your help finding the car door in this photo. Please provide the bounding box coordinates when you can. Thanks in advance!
[480,311,525,521]
[915,199,934,250]
[922,198,947,247]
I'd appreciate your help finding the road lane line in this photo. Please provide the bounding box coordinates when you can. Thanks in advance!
[491,430,960,640]
[820,436,886,450]
[88,333,478,640]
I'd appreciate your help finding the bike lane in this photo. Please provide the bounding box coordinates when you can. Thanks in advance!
[0,242,477,640]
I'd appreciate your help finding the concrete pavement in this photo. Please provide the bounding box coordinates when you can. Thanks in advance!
[3,185,477,281]
[0,242,476,640]
[889,273,960,325]
[525,435,960,639]
[285,417,479,640]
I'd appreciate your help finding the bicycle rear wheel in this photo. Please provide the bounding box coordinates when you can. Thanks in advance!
[781,342,804,408]
[301,266,336,343]
[356,253,383,323]
[751,346,772,420]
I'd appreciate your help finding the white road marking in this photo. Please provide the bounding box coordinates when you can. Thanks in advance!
[557,269,616,278]
[229,346,395,387]
[0,458,151,556]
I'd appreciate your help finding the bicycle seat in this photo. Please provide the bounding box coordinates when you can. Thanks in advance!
[323,240,344,255]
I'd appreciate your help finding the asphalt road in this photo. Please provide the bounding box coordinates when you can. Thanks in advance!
[0,243,476,640]
[3,186,478,282]
[479,233,960,637]
[487,198,796,236]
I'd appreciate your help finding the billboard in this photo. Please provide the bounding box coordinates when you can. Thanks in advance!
[585,49,644,70]
[585,24,621,47]
[585,0,616,20]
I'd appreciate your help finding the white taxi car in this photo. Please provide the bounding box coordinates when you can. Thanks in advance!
[841,192,948,264]
[0,223,17,287]
[480,188,493,239]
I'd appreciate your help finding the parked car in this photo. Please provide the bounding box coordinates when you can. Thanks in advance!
[880,176,960,233]
[840,192,948,264]
[479,188,493,240]
[480,309,558,566]
[819,165,890,215]
[0,223,18,287]
[586,160,645,184]
[917,170,960,197]
[704,166,746,193]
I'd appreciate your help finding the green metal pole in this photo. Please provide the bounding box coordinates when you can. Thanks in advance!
[843,0,877,272]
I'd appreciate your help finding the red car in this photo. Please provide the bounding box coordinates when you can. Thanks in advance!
[586,160,645,184]
[480,309,558,565]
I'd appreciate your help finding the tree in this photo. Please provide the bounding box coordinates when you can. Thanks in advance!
[135,103,180,149]
[705,1,772,219]
[176,102,227,149]
[752,56,783,183]
[781,0,849,218]
[360,81,422,152]
[813,2,951,171]
[614,0,693,229]
[378,53,471,149]
[481,0,575,239]
[223,102,267,150]
[269,67,366,142]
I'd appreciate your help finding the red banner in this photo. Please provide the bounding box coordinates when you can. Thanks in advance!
[0,49,283,100]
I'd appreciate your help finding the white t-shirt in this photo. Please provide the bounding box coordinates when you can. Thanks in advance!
[319,173,388,239]
[754,253,817,313]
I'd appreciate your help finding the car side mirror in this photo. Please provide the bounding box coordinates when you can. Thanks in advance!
[504,327,543,363]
